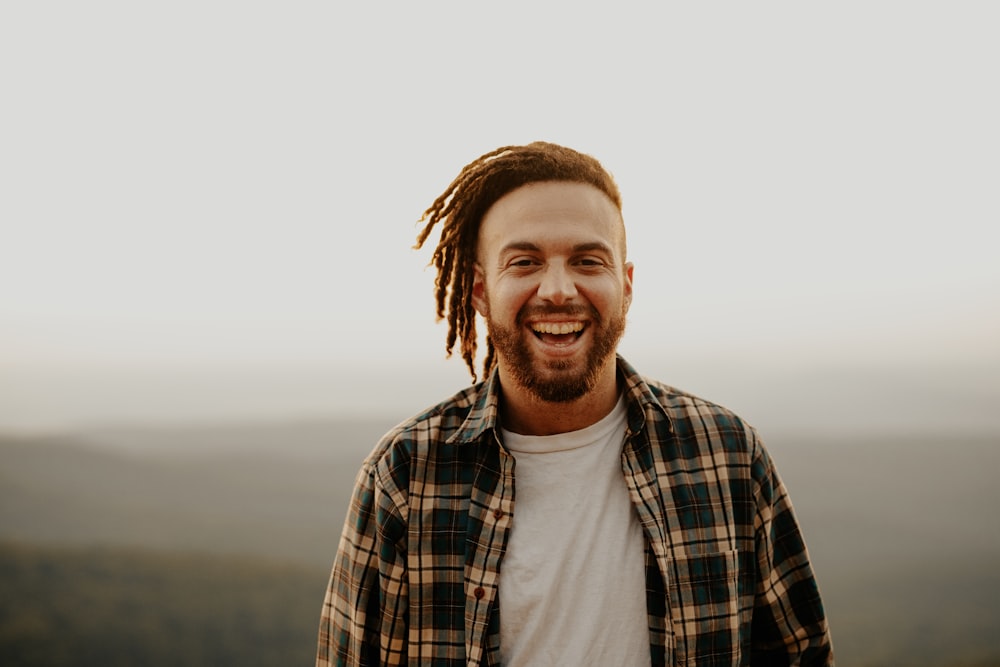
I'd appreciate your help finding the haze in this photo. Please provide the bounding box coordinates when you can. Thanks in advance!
[1,4,997,434]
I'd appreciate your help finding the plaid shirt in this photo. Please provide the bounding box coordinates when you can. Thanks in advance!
[317,357,833,666]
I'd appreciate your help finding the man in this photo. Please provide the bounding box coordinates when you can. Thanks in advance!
[317,142,833,666]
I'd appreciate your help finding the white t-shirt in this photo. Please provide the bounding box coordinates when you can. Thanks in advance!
[499,396,651,666]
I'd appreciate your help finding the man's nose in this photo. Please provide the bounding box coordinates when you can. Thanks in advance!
[536,264,578,304]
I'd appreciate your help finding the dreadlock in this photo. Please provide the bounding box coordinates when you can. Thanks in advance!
[414,141,623,383]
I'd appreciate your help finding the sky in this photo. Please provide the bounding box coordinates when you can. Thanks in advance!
[1,3,998,433]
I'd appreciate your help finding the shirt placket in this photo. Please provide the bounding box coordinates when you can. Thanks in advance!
[463,432,514,666]
[622,421,675,665]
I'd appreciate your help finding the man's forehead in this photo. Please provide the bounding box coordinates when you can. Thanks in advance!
[478,181,627,257]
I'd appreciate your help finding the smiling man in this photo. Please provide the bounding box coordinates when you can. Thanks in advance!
[317,142,833,666]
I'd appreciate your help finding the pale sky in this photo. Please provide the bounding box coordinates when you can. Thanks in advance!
[1,3,998,432]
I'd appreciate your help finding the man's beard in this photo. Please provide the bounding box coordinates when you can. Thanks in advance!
[486,302,626,403]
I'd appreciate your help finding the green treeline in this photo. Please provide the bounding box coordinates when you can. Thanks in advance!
[0,541,327,667]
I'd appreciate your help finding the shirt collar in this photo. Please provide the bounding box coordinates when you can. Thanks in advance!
[447,355,671,445]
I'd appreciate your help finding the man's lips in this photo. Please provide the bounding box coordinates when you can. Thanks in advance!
[528,321,587,348]
[530,321,585,335]
[518,306,595,346]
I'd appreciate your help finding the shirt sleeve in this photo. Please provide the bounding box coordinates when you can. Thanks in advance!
[317,461,409,666]
[750,439,835,666]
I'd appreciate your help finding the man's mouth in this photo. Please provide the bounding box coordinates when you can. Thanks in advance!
[530,321,585,346]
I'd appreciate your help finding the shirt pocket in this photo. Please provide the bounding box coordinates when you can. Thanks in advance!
[666,549,741,667]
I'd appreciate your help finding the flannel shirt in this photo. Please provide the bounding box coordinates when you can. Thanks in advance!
[317,356,833,666]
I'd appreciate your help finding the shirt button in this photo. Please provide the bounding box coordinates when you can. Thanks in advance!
[474,587,485,599]
[493,508,504,520]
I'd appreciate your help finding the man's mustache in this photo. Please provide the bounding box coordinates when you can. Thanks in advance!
[516,304,599,325]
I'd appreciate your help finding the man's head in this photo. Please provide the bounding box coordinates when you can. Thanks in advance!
[415,142,629,386]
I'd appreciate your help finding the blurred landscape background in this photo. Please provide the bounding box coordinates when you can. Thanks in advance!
[2,2,998,665]
[2,365,999,666]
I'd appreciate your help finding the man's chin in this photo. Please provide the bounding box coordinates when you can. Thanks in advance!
[516,364,596,403]
[525,379,591,403]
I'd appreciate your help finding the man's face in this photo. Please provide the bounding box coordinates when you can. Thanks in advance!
[472,181,633,402]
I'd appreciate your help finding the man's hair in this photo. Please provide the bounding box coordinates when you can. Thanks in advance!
[414,141,622,382]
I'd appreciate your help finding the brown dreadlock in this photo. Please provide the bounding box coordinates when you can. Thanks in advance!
[414,141,623,383]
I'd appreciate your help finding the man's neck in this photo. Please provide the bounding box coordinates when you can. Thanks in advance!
[497,361,622,436]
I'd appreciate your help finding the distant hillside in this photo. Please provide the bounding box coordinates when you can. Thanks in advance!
[1,421,999,665]
[0,418,395,567]
[0,541,325,667]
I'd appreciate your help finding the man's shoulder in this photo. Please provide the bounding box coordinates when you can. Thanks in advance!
[400,382,486,436]
[628,371,760,453]
[364,382,490,466]
[641,375,740,418]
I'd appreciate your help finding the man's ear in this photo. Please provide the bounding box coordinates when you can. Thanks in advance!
[472,264,487,317]
[623,262,634,311]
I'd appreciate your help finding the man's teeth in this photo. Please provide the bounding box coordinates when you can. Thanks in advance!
[531,322,584,335]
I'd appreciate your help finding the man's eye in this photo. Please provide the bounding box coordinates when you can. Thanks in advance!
[578,257,605,267]
[511,258,536,267]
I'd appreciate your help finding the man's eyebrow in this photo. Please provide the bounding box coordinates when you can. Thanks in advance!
[499,242,542,254]
[572,242,614,255]
[498,241,614,255]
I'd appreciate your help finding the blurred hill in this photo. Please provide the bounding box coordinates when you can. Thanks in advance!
[0,418,393,567]
[0,541,322,666]
[1,419,999,665]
